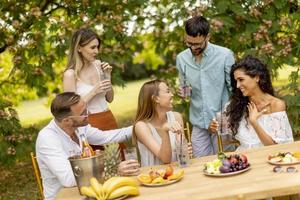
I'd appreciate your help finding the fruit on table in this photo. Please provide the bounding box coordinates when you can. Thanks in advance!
[108,186,139,199]
[204,154,249,174]
[167,169,184,181]
[151,176,166,184]
[80,186,98,199]
[137,165,184,184]
[80,176,139,200]
[204,159,222,174]
[269,152,299,163]
[293,151,300,159]
[164,165,174,179]
[137,174,152,184]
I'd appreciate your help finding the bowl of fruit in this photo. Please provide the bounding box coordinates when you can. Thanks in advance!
[203,152,250,177]
[137,165,184,186]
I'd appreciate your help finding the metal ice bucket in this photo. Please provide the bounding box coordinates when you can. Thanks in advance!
[69,153,104,194]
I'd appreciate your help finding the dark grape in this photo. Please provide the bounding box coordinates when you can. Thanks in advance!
[219,166,230,173]
[222,159,231,167]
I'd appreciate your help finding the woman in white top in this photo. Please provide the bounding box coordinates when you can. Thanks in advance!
[210,55,293,150]
[63,28,123,153]
[133,80,186,166]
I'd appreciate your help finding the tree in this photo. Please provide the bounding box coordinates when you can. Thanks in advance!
[0,0,299,164]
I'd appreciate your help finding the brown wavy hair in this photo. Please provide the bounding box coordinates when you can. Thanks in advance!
[226,55,274,135]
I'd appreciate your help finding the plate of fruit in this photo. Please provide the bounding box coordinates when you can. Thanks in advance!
[137,165,184,187]
[268,152,300,165]
[203,153,250,177]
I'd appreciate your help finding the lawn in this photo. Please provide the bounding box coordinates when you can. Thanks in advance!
[16,66,299,127]
[17,79,148,127]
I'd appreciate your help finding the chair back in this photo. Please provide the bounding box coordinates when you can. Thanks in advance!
[30,152,44,200]
[217,133,240,152]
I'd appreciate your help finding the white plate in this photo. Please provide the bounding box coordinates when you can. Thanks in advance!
[267,159,300,166]
[203,166,251,177]
[140,175,183,187]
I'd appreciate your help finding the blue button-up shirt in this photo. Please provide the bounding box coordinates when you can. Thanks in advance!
[176,42,235,129]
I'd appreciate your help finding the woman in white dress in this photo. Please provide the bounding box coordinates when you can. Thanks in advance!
[210,55,293,150]
[133,80,187,166]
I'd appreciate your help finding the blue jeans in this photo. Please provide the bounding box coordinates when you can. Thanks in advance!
[191,126,218,158]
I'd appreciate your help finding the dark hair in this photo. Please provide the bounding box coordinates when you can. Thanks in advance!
[51,92,81,122]
[226,55,274,135]
[185,16,209,37]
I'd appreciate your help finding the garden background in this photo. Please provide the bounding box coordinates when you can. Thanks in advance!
[0,0,299,199]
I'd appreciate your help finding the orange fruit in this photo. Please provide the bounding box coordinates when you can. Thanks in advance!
[137,173,152,184]
[293,152,300,159]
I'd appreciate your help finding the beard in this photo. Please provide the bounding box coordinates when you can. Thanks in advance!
[71,118,89,127]
[190,41,207,56]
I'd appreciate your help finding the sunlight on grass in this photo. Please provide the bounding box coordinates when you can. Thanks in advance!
[16,64,299,128]
[272,65,299,87]
[16,79,149,127]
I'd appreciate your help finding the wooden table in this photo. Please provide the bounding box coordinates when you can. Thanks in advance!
[56,141,300,200]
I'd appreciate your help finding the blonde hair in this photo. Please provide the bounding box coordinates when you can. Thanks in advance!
[65,28,101,79]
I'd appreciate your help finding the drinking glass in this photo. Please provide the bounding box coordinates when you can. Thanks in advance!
[124,147,138,161]
[176,137,190,167]
[179,78,191,99]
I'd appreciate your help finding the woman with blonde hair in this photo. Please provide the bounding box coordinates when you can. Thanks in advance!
[134,79,188,166]
[63,28,124,154]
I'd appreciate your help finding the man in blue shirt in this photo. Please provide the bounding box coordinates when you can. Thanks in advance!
[176,16,235,157]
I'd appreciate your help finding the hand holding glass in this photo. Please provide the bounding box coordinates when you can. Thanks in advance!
[124,147,138,161]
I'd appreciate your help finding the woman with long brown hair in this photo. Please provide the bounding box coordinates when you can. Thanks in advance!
[134,79,187,166]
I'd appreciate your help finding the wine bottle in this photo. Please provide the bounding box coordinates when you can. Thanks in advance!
[80,134,95,157]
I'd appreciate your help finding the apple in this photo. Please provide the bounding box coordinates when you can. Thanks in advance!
[163,165,174,179]
[240,154,248,164]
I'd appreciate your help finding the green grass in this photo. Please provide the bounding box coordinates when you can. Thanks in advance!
[16,79,148,127]
[16,65,299,127]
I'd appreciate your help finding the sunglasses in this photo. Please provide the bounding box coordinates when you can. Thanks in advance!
[185,36,207,49]
[68,109,89,119]
[273,166,297,173]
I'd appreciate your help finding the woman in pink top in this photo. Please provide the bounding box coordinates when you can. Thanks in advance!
[63,28,124,155]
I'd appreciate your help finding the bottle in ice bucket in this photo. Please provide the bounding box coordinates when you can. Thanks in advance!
[80,134,95,157]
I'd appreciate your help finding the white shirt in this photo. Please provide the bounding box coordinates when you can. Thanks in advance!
[235,111,293,150]
[35,119,132,200]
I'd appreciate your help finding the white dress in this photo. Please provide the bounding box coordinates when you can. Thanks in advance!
[137,112,178,167]
[76,63,108,114]
[235,111,294,150]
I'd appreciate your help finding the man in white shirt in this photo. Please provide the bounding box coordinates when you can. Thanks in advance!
[36,92,140,200]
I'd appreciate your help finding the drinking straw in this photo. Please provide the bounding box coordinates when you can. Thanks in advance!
[186,122,191,143]
[217,99,224,152]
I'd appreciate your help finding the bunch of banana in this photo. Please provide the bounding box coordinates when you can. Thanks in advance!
[80,177,139,200]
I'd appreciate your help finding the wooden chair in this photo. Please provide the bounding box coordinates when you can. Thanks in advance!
[30,152,44,200]
[217,133,240,152]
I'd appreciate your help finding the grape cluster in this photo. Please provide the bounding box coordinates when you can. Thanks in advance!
[219,154,249,173]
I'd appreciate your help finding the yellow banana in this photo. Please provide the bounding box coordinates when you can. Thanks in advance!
[108,186,139,199]
[103,177,138,196]
[90,177,105,200]
[80,186,98,199]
